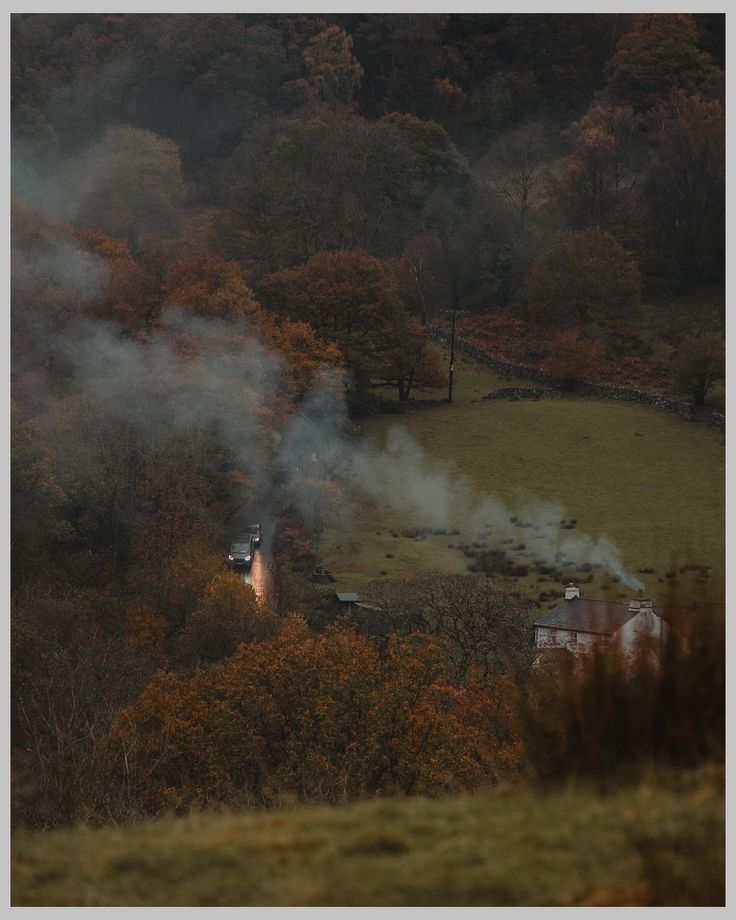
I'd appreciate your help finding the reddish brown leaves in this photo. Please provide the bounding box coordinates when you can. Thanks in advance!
[102,620,523,814]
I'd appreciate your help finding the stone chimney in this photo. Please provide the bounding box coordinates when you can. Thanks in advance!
[564,583,580,600]
[628,596,653,613]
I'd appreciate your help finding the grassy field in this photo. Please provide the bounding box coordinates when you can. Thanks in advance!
[322,344,724,606]
[11,765,723,906]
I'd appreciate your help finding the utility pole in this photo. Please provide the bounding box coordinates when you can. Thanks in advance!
[448,309,456,404]
[440,307,465,403]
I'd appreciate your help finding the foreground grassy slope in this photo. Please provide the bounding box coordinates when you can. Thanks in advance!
[12,767,723,906]
[324,345,724,603]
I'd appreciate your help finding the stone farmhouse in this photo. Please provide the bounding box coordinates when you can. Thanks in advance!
[533,584,666,653]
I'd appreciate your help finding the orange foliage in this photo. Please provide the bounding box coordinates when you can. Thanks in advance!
[101,618,523,814]
[164,253,343,397]
[163,254,262,322]
[260,250,405,356]
[259,316,344,397]
[260,250,436,399]
[74,227,161,332]
[179,571,281,664]
[299,24,363,107]
[542,330,609,383]
[525,228,641,328]
[164,538,226,624]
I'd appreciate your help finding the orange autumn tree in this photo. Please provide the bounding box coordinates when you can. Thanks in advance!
[260,250,439,401]
[163,254,262,323]
[75,228,161,333]
[542,330,609,385]
[165,253,343,398]
[178,571,281,665]
[99,617,522,817]
[260,316,343,398]
[298,24,363,109]
[525,228,641,330]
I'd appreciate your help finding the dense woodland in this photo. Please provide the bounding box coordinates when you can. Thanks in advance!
[11,14,724,828]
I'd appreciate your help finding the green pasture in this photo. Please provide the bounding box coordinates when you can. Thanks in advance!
[323,345,724,606]
[12,766,723,906]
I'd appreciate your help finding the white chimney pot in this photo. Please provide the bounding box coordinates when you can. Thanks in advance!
[629,597,652,612]
[565,584,580,600]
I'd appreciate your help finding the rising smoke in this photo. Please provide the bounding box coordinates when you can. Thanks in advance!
[12,122,643,591]
[278,378,644,590]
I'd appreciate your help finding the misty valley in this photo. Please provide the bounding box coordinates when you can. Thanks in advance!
[10,11,725,909]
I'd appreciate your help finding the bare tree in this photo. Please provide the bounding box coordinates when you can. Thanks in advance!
[364,573,533,677]
[479,122,552,214]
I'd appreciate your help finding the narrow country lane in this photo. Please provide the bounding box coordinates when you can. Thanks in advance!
[241,545,273,604]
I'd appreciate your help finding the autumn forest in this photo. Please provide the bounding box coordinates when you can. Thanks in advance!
[10,13,725,895]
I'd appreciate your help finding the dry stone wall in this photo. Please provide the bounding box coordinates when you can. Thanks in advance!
[430,328,725,431]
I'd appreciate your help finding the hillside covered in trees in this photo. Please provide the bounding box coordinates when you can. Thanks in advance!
[11,14,724,905]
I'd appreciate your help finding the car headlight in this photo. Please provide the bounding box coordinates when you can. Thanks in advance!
[245,555,251,562]
[228,554,234,561]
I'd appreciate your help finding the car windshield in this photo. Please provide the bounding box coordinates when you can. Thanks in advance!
[230,542,250,552]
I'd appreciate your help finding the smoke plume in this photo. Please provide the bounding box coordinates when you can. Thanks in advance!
[278,374,644,590]
[12,119,642,591]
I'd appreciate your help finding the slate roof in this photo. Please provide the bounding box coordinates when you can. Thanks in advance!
[335,592,360,603]
[534,597,638,636]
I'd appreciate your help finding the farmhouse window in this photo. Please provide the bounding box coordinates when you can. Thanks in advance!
[570,632,578,645]
[549,629,557,645]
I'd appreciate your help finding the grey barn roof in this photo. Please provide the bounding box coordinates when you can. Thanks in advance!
[534,598,638,636]
[336,592,360,603]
